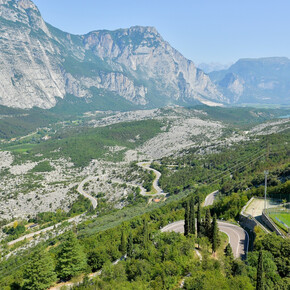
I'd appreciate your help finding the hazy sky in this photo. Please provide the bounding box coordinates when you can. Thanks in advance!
[33,0,290,64]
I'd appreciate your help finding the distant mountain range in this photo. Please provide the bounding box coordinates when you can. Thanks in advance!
[0,0,289,110]
[0,0,226,110]
[209,57,290,105]
[197,62,232,74]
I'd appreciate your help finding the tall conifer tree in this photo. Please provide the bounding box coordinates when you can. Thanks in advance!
[24,249,57,290]
[197,197,202,238]
[184,200,190,237]
[189,197,195,235]
[127,232,133,258]
[211,214,220,253]
[256,250,263,290]
[204,208,212,238]
[56,231,87,281]
[120,230,127,255]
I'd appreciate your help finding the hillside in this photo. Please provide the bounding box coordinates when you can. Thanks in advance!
[209,57,290,104]
[0,0,226,110]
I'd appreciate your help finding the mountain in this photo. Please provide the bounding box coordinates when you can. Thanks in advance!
[0,0,227,110]
[209,57,290,104]
[197,62,232,73]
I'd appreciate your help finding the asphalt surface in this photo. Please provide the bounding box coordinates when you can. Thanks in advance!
[7,177,98,246]
[204,190,219,207]
[161,220,248,259]
[137,162,166,196]
[77,177,98,209]
[7,214,85,246]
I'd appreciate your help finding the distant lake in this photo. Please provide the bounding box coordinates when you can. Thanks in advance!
[279,114,290,119]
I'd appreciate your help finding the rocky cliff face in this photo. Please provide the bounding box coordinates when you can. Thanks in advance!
[83,27,227,105]
[209,57,290,104]
[0,0,65,108]
[0,0,227,109]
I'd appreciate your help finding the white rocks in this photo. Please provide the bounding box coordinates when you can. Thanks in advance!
[90,108,160,127]
[250,119,290,135]
[139,116,224,159]
[9,161,37,175]
[0,151,13,170]
[0,1,227,109]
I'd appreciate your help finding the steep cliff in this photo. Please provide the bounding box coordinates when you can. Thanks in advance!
[0,0,227,109]
[209,57,290,104]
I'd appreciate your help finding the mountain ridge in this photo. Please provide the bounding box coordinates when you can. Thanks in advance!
[0,0,227,109]
[209,57,290,104]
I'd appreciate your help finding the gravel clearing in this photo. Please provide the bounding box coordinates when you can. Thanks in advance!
[139,117,224,159]
[0,151,13,170]
[9,161,38,175]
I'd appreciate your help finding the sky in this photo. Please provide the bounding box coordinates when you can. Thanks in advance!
[32,0,290,65]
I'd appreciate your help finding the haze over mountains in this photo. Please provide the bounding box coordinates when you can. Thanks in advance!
[209,57,290,105]
[0,0,289,110]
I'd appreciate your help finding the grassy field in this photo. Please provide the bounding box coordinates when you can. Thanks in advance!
[269,212,290,233]
[1,143,37,153]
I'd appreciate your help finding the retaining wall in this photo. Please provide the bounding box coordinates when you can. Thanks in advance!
[261,211,284,237]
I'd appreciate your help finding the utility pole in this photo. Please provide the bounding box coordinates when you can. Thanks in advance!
[264,170,269,209]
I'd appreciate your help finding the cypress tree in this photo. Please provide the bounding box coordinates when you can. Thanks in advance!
[23,249,57,290]
[204,208,212,238]
[184,200,190,237]
[224,243,233,260]
[143,218,149,249]
[256,250,263,290]
[189,197,195,235]
[127,232,133,258]
[224,243,234,277]
[211,214,219,253]
[197,197,202,238]
[120,230,127,255]
[56,231,87,281]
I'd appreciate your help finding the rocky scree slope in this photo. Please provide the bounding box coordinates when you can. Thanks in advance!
[0,0,227,109]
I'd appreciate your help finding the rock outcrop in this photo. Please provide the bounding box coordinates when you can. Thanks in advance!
[0,0,227,109]
[209,57,290,104]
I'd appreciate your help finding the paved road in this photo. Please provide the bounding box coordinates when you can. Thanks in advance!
[7,178,98,246]
[77,177,98,209]
[137,162,166,196]
[161,220,248,259]
[204,190,219,207]
[7,214,85,246]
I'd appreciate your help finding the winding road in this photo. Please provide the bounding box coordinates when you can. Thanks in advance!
[161,219,248,259]
[7,161,248,260]
[7,178,98,246]
[204,190,219,207]
[7,162,161,246]
[77,177,98,209]
[161,188,248,260]
[137,162,166,196]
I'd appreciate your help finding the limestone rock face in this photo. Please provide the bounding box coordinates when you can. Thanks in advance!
[0,1,227,109]
[209,57,290,104]
[0,0,64,108]
[83,27,227,105]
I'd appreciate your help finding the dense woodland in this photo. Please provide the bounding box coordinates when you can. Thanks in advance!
[0,109,289,289]
[0,192,289,289]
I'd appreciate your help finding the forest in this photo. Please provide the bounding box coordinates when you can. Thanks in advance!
[0,190,289,289]
[0,114,289,289]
